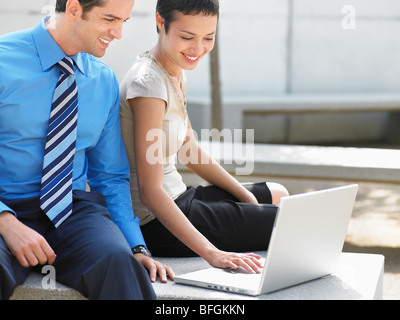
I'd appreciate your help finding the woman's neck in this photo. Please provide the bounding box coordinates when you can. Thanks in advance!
[150,45,182,80]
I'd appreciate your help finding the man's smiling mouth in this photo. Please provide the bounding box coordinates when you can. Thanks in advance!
[99,37,110,44]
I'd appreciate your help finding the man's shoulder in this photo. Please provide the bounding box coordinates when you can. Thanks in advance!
[82,53,117,81]
[0,28,33,55]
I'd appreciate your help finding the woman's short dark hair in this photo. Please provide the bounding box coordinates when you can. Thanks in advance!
[55,0,106,15]
[156,0,219,33]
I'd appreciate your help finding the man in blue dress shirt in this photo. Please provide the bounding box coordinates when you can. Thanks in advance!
[0,0,173,300]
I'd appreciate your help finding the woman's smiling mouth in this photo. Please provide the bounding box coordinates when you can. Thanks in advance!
[182,52,199,62]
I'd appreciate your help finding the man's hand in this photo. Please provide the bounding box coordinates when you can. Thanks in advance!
[0,211,56,267]
[134,253,175,283]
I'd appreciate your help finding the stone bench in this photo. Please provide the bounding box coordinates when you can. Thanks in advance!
[188,94,400,144]
[180,141,400,183]
[189,93,400,126]
[10,252,384,300]
[10,271,87,300]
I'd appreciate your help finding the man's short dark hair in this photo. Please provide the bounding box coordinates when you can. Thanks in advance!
[55,0,107,15]
[156,0,219,33]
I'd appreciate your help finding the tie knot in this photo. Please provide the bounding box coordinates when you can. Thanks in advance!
[58,57,75,75]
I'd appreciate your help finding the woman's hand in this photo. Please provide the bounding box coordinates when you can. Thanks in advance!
[205,249,263,273]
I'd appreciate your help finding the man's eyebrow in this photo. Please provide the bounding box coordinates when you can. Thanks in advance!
[104,13,130,21]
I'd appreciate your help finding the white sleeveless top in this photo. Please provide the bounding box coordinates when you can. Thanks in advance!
[120,52,188,226]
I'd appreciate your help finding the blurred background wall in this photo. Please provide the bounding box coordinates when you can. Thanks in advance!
[1,0,399,146]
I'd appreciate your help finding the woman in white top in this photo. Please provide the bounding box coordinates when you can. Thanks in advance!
[120,0,289,273]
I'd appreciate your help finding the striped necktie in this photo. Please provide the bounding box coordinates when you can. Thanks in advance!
[40,57,78,227]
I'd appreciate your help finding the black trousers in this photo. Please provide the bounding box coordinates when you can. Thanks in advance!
[0,190,156,300]
[141,182,278,257]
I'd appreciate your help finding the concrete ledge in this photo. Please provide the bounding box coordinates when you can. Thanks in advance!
[10,272,86,300]
[182,142,400,183]
[11,252,384,300]
[226,94,400,114]
[189,93,400,128]
[187,94,400,144]
[153,252,384,300]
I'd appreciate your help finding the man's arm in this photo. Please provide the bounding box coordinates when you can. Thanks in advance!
[85,75,174,282]
[85,75,145,248]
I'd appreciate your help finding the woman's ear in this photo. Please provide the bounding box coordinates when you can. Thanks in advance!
[155,12,165,33]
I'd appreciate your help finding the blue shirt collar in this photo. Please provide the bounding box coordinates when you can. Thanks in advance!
[32,17,86,75]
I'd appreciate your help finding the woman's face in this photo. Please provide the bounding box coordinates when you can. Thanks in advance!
[157,11,218,72]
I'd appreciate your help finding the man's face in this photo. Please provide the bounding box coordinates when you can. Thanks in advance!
[71,0,135,57]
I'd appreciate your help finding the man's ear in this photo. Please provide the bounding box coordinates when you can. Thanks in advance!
[65,0,83,22]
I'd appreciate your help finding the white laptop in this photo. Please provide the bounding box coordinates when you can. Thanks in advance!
[175,184,359,296]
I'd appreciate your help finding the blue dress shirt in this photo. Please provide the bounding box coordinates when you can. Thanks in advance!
[0,19,145,248]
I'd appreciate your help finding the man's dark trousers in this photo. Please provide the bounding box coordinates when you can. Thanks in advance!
[0,190,156,300]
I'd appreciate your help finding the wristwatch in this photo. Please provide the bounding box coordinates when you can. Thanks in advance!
[132,245,152,257]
